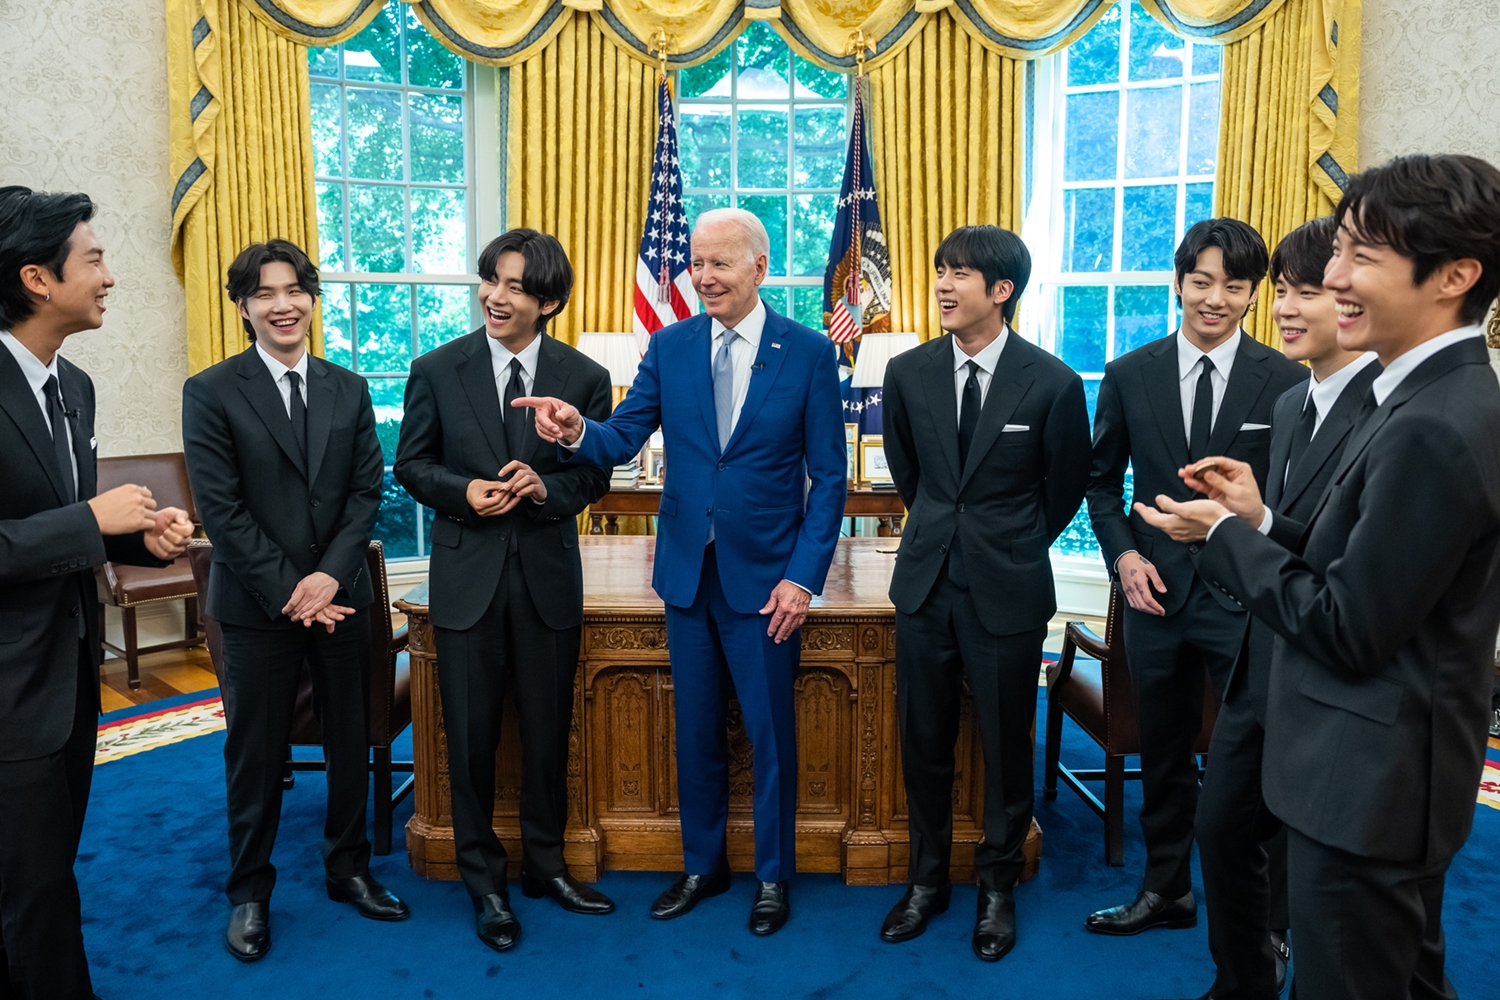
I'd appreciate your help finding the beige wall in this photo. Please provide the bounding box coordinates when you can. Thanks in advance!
[0,0,1495,461]
[1360,0,1500,167]
[0,0,187,457]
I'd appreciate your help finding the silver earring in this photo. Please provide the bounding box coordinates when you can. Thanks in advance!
[45,294,50,301]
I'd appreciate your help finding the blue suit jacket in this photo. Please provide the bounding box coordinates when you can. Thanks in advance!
[567,305,846,613]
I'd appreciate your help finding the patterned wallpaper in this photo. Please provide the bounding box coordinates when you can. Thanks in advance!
[0,0,188,457]
[0,0,1495,460]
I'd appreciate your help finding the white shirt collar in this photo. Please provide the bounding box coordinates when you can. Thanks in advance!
[952,329,1008,374]
[1371,325,1484,406]
[1176,328,1242,382]
[0,329,59,395]
[255,342,309,383]
[487,330,544,381]
[1306,351,1378,415]
[710,297,767,350]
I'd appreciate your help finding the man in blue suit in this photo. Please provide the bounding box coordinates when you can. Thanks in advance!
[518,207,846,936]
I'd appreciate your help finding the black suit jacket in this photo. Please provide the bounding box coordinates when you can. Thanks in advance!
[1239,360,1381,721]
[884,334,1092,636]
[394,330,612,632]
[1088,332,1309,616]
[182,347,384,629]
[0,348,161,760]
[1195,338,1500,866]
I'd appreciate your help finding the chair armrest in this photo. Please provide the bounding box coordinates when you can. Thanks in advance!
[389,622,409,655]
[1065,621,1109,662]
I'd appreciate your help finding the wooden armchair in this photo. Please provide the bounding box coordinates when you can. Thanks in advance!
[95,452,204,688]
[1043,583,1219,866]
[186,539,415,855]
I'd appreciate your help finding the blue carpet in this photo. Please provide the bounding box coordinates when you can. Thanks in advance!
[79,692,1500,999]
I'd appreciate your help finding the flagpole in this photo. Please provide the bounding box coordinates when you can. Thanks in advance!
[846,31,874,343]
[649,29,676,305]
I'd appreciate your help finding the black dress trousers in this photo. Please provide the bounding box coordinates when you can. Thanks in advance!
[220,620,372,905]
[434,550,583,896]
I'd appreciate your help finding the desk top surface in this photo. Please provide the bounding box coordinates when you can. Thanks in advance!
[396,535,898,615]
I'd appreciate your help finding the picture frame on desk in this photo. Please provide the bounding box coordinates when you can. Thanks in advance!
[645,447,666,485]
[845,423,858,485]
[860,435,892,486]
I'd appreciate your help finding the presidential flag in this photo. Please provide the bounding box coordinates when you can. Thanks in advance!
[633,76,698,352]
[823,76,891,439]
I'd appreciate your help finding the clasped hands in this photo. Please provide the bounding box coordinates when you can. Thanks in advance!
[87,483,193,561]
[467,460,549,517]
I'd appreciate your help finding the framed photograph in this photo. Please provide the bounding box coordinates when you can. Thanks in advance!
[646,447,666,484]
[844,423,859,485]
[860,435,892,485]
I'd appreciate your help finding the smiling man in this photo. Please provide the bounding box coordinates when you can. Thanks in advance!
[182,239,400,962]
[0,186,192,1000]
[518,207,846,937]
[1084,219,1307,938]
[394,228,614,953]
[1137,154,1500,1000]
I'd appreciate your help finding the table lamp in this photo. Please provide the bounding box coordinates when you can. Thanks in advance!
[850,332,919,389]
[574,332,641,388]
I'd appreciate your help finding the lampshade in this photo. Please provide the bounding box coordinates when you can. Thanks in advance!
[574,332,641,387]
[850,332,919,388]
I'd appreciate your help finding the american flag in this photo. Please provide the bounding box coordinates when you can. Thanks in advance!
[633,76,698,353]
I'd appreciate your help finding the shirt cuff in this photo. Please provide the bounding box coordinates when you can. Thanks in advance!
[1113,549,1138,574]
[1205,512,1237,541]
[786,579,812,596]
[562,421,585,452]
[1256,507,1274,536]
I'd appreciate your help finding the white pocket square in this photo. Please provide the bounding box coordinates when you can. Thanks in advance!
[1239,422,1271,431]
[1001,424,1030,432]
[90,436,97,449]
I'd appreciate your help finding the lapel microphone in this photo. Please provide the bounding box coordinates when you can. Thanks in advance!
[751,361,766,371]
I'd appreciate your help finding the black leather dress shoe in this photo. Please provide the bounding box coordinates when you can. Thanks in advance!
[749,881,790,936]
[1272,929,1291,994]
[522,872,616,914]
[326,872,411,921]
[225,901,271,962]
[880,883,951,943]
[1085,889,1196,936]
[972,885,1017,962]
[650,870,731,920]
[473,893,521,952]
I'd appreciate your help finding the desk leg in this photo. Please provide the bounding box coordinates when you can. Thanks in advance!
[876,517,892,538]
[590,513,603,535]
[605,515,619,536]
[891,516,903,537]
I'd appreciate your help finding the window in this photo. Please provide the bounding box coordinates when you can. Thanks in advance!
[309,3,500,560]
[1024,0,1222,559]
[675,22,850,329]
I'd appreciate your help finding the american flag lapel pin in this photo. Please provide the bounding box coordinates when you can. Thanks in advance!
[772,342,781,349]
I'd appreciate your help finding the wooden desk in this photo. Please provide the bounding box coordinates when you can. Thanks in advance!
[588,487,907,536]
[398,536,1040,885]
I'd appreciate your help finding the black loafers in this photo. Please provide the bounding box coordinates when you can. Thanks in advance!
[1086,889,1197,936]
[474,892,522,952]
[972,885,1017,962]
[522,872,616,914]
[749,881,790,936]
[226,900,271,962]
[650,870,731,920]
[880,883,951,943]
[326,872,411,921]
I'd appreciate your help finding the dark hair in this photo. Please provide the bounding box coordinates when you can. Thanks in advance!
[1174,218,1271,293]
[1335,154,1500,325]
[0,186,97,327]
[1270,216,1338,287]
[225,239,320,340]
[932,225,1031,326]
[477,228,573,334]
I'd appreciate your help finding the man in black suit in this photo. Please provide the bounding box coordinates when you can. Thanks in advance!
[1184,217,1379,1000]
[0,187,192,999]
[1086,219,1308,936]
[182,239,405,964]
[394,228,613,953]
[1139,153,1500,1000]
[879,226,1091,961]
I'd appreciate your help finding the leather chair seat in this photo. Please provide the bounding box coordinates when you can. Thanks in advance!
[1045,656,1107,747]
[98,558,197,605]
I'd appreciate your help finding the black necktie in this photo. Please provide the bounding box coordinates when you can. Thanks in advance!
[42,375,76,505]
[287,371,308,470]
[958,361,981,469]
[1285,396,1318,481]
[504,358,526,459]
[1189,356,1215,460]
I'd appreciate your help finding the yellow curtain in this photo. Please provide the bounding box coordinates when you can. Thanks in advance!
[168,0,323,373]
[868,11,1026,342]
[1215,0,1359,347]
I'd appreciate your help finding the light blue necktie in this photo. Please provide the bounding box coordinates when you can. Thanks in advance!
[713,328,739,450]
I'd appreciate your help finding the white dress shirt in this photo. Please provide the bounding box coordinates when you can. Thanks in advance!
[1,329,79,495]
[255,342,309,418]
[487,331,542,412]
[1176,329,1242,437]
[952,329,1008,413]
[709,297,767,436]
[1304,351,1379,436]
